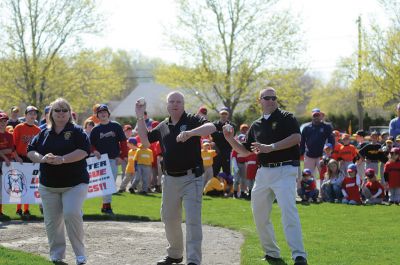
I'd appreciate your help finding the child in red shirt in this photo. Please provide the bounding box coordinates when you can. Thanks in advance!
[245,152,258,200]
[341,164,362,205]
[297,168,319,202]
[319,143,333,186]
[362,168,384,205]
[383,147,400,204]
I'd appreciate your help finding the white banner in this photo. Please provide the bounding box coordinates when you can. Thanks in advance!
[1,154,117,204]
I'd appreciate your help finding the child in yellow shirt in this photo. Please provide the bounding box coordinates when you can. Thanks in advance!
[118,137,138,193]
[131,143,153,195]
[201,140,217,186]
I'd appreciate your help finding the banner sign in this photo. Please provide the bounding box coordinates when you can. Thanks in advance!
[1,154,116,204]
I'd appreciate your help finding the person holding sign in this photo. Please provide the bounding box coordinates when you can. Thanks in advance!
[135,93,216,265]
[27,98,90,265]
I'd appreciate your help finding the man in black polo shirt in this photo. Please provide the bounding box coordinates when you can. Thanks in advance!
[135,92,216,265]
[211,107,235,176]
[222,87,307,265]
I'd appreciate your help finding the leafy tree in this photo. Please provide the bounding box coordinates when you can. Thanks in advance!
[156,0,303,116]
[0,0,103,110]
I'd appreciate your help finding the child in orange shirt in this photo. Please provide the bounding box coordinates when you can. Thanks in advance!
[13,106,40,219]
[337,134,358,173]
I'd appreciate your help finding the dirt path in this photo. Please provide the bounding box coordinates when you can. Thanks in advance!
[0,220,244,265]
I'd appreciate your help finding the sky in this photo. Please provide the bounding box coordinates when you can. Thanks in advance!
[84,0,390,80]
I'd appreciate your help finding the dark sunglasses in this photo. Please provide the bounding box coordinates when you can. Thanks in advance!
[260,95,277,101]
[54,108,69,113]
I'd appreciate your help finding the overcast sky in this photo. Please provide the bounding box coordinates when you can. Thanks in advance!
[84,0,389,79]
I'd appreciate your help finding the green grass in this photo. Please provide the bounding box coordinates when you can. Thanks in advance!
[1,193,400,265]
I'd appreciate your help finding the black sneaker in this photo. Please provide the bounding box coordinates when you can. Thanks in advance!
[129,188,135,194]
[263,255,282,261]
[294,256,308,265]
[23,210,31,220]
[156,256,183,265]
[16,209,23,217]
[138,191,148,195]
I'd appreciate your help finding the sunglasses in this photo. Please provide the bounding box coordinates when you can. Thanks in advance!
[54,108,69,113]
[260,95,277,101]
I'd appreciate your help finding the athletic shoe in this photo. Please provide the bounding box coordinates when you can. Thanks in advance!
[138,191,148,195]
[294,256,308,265]
[16,209,23,217]
[156,256,183,265]
[76,256,87,265]
[101,208,114,215]
[23,210,31,220]
[129,188,135,194]
[263,254,282,261]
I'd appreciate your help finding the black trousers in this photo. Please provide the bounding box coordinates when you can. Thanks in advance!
[213,151,231,176]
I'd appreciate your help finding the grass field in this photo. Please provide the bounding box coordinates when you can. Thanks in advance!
[1,193,400,265]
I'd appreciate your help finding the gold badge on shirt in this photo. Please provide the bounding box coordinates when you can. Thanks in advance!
[271,122,277,130]
[64,131,72,140]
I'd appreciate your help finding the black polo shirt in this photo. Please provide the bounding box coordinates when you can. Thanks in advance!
[147,112,208,172]
[243,108,300,164]
[28,123,90,188]
[211,120,236,154]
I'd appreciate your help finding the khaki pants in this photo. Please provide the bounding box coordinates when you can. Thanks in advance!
[161,173,203,265]
[202,166,213,187]
[251,166,306,260]
[39,183,88,261]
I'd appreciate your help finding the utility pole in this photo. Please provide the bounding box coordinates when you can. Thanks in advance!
[356,15,364,130]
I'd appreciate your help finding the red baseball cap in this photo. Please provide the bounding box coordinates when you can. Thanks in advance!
[0,113,9,120]
[198,106,207,115]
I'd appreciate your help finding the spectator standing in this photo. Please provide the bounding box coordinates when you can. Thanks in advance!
[89,104,127,215]
[83,119,95,137]
[118,137,138,193]
[0,113,13,219]
[389,103,400,139]
[135,91,216,265]
[319,143,333,188]
[7,106,21,128]
[39,106,51,129]
[13,105,41,219]
[27,98,90,265]
[231,134,248,198]
[211,107,236,176]
[300,108,334,176]
[383,147,400,204]
[201,140,217,187]
[222,87,308,265]
[337,133,358,172]
[130,143,153,195]
[358,131,385,175]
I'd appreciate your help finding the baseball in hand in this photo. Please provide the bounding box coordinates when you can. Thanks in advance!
[137,97,146,106]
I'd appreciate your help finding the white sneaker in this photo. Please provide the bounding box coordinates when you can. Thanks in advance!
[76,256,87,265]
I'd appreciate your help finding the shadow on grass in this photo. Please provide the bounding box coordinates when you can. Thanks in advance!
[265,258,289,265]
[83,214,156,222]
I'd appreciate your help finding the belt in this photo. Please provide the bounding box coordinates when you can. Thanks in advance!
[166,169,194,177]
[260,160,299,168]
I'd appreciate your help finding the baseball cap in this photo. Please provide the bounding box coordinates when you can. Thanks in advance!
[396,135,400,141]
[356,130,366,137]
[333,130,341,137]
[25,105,38,114]
[11,106,19,112]
[311,108,324,117]
[324,143,333,150]
[370,131,379,136]
[96,104,110,115]
[127,137,138,145]
[202,139,211,146]
[347,163,357,173]
[123,124,133,131]
[386,139,393,144]
[198,106,207,115]
[390,147,400,154]
[302,168,312,176]
[365,168,375,178]
[44,106,51,114]
[219,107,229,114]
[0,113,9,120]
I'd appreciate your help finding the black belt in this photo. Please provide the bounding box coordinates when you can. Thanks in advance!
[260,160,299,168]
[166,169,194,177]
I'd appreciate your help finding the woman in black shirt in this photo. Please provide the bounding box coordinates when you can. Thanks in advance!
[28,98,90,265]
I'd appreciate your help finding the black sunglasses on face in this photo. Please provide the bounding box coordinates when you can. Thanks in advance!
[54,108,69,113]
[260,95,277,101]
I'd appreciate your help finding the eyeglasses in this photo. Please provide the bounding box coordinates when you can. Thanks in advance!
[54,108,69,113]
[260,95,277,101]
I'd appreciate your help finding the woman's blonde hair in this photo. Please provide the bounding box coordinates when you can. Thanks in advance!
[48,98,73,129]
